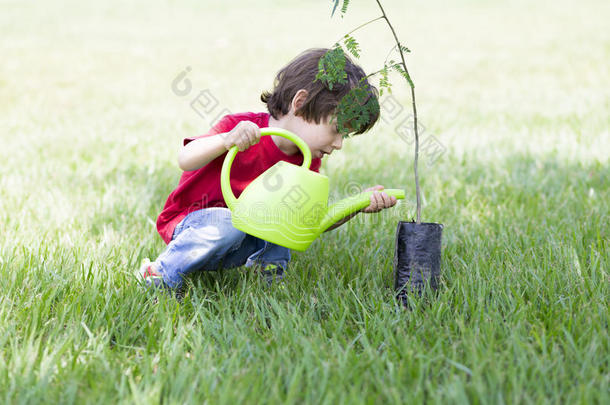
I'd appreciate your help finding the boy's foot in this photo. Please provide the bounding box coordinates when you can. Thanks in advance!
[259,263,285,288]
[137,258,165,289]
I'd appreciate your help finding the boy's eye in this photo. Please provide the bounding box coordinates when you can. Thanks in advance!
[337,127,350,138]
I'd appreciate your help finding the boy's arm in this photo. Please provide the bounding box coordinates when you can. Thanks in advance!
[178,121,261,171]
[178,134,227,171]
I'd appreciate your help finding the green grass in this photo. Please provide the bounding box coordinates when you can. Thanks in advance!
[1,0,608,403]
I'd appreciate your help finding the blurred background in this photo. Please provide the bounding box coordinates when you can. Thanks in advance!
[1,0,608,261]
[2,0,608,263]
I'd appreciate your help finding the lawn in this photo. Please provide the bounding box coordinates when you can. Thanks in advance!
[0,0,608,403]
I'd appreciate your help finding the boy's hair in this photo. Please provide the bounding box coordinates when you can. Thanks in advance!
[261,48,380,136]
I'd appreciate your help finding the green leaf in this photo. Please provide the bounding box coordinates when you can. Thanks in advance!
[315,46,348,90]
[398,44,411,53]
[330,0,349,17]
[379,64,391,92]
[341,0,350,15]
[343,34,361,58]
[335,80,380,136]
[391,63,412,84]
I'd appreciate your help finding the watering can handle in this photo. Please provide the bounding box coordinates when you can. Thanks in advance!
[221,127,312,209]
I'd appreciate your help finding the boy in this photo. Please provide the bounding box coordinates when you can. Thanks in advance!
[139,48,399,290]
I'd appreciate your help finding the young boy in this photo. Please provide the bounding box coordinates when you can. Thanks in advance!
[139,48,399,290]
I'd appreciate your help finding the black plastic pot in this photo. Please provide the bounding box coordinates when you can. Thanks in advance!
[393,221,443,306]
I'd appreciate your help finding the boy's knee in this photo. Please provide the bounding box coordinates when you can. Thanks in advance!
[190,209,246,250]
[217,223,247,249]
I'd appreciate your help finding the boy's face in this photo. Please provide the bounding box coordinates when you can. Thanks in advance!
[289,115,344,159]
[269,89,347,159]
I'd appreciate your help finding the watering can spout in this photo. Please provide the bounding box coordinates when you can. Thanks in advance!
[317,189,406,233]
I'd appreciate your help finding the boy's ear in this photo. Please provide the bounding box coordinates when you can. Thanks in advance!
[291,89,308,111]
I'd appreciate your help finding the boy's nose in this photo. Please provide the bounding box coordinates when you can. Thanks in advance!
[332,136,343,150]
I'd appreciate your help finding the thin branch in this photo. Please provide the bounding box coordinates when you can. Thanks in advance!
[331,15,384,46]
[383,44,398,66]
[375,1,414,88]
[375,0,421,223]
[364,62,401,80]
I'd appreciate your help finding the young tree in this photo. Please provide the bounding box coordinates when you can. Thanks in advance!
[320,0,422,223]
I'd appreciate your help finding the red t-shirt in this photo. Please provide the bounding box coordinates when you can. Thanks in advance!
[156,112,322,244]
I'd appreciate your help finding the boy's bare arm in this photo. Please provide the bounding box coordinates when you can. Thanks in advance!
[178,134,226,171]
[178,121,262,171]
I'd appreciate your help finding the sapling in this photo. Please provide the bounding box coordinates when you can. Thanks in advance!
[321,0,444,304]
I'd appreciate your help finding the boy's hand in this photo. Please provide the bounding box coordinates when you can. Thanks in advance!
[361,185,398,213]
[223,121,261,151]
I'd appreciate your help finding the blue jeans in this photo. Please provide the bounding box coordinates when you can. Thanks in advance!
[154,208,291,289]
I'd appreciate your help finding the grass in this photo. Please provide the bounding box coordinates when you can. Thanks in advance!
[1,0,608,403]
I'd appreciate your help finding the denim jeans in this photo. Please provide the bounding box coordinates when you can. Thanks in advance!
[154,207,291,289]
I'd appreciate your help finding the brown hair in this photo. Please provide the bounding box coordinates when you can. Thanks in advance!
[261,48,379,136]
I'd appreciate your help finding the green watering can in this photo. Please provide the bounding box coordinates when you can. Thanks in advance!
[221,128,405,251]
